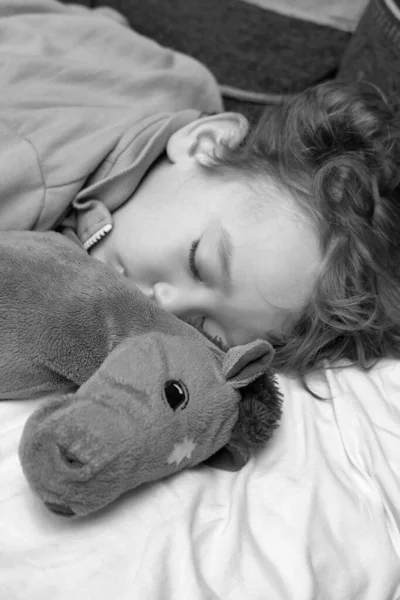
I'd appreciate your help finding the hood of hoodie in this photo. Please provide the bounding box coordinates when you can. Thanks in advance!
[0,0,223,247]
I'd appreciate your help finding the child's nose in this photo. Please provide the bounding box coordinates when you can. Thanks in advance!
[135,284,155,302]
[153,282,195,316]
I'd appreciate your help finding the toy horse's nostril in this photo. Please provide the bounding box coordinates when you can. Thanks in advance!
[44,502,75,517]
[57,445,85,469]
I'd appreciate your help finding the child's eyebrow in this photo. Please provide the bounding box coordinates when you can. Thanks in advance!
[216,225,233,294]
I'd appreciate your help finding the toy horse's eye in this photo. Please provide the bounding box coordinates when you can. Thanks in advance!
[164,380,189,411]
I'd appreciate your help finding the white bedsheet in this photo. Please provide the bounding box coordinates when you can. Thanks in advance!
[240,0,369,32]
[1,360,400,600]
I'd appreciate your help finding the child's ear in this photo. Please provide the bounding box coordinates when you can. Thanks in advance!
[166,112,249,167]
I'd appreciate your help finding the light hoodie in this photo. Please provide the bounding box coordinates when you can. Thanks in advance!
[0,0,223,249]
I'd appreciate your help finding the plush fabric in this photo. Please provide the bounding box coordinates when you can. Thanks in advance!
[0,230,282,517]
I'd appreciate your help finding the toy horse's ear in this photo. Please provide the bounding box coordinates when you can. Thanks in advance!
[205,339,278,472]
[222,339,274,388]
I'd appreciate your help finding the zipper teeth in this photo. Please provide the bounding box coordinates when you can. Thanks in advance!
[83,224,112,251]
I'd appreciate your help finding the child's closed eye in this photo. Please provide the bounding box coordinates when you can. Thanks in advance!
[189,239,202,282]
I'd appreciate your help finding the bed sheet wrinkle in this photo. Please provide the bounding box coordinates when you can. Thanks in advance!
[326,363,400,558]
[1,360,400,599]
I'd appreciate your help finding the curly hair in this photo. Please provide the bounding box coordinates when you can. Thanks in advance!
[207,81,400,385]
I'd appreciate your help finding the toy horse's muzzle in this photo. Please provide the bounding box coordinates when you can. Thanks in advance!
[44,501,76,517]
[19,394,147,517]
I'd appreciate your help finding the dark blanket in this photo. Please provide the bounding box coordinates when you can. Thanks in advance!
[61,0,400,119]
[63,0,350,121]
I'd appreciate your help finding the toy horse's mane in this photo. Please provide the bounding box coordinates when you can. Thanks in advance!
[194,326,283,451]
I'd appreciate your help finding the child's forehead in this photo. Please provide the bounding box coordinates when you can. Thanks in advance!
[213,174,303,229]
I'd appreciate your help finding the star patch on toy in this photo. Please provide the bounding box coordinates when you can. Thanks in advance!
[167,436,198,466]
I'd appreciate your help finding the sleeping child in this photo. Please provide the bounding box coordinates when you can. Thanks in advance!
[1,0,400,387]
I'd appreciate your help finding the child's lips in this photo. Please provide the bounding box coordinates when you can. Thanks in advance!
[183,316,205,331]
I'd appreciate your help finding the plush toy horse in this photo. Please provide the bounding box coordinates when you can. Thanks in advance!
[1,231,282,517]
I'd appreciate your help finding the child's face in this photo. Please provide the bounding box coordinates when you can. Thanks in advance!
[90,157,322,348]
